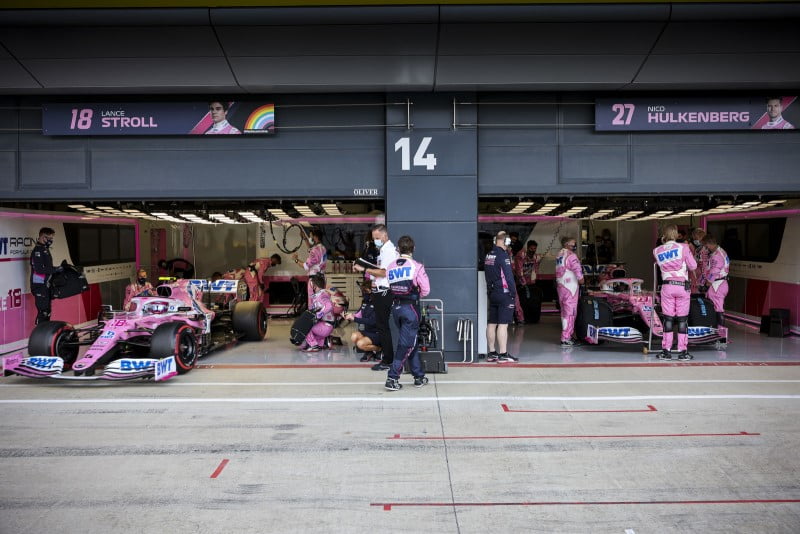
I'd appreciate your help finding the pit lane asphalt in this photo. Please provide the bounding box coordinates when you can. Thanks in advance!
[1,365,799,534]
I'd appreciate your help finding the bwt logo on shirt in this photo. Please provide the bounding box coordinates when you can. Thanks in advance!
[657,249,679,262]
[388,266,412,281]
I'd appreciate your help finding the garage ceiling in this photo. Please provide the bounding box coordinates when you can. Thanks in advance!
[1,3,799,94]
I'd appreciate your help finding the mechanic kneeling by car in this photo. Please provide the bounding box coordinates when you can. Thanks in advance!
[300,274,336,353]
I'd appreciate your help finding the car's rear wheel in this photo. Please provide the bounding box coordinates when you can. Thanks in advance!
[28,321,79,368]
[232,301,268,341]
[150,322,197,374]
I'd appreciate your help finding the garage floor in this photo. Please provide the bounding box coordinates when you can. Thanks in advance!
[2,314,800,533]
[202,313,800,366]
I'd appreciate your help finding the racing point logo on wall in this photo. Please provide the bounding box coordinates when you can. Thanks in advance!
[0,236,37,256]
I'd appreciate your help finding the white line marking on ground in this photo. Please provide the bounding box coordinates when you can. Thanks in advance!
[3,379,799,388]
[1,395,800,404]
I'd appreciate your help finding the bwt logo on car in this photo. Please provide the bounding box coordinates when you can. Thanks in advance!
[688,327,713,337]
[0,236,36,255]
[189,279,237,292]
[120,360,153,371]
[601,327,632,337]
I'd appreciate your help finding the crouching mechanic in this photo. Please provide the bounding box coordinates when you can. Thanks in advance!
[556,236,584,347]
[654,224,697,361]
[384,236,431,391]
[301,274,335,352]
[484,232,519,362]
[345,284,382,362]
[700,234,730,327]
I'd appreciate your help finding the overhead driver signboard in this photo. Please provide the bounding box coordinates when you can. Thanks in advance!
[43,101,274,135]
[595,96,797,131]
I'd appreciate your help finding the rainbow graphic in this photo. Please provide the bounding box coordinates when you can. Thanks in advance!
[243,104,275,132]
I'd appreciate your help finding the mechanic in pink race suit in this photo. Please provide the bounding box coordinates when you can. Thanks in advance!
[700,234,730,328]
[653,224,698,361]
[123,268,155,310]
[301,274,335,352]
[556,236,584,347]
[292,228,328,308]
[688,227,709,294]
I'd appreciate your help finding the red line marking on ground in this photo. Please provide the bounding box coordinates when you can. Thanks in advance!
[210,459,229,479]
[371,499,800,511]
[195,362,800,370]
[388,431,758,441]
[501,403,658,413]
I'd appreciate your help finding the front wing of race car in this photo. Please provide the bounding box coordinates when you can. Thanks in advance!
[584,324,729,346]
[1,352,178,381]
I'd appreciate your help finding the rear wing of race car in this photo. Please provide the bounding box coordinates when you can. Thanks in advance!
[187,279,244,294]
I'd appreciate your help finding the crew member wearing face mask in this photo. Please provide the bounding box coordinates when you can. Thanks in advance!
[353,224,398,371]
[29,227,62,325]
[123,268,155,311]
[688,227,708,294]
[292,228,328,308]
[514,240,542,324]
[654,224,697,361]
[556,236,584,347]
[699,234,730,328]
[485,231,519,362]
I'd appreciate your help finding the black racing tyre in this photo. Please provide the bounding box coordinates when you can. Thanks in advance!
[28,321,80,367]
[232,301,268,341]
[150,322,197,374]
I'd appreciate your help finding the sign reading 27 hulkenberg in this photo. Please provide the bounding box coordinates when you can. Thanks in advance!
[43,101,275,135]
[595,96,797,131]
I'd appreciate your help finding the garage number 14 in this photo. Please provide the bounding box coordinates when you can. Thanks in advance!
[395,137,437,171]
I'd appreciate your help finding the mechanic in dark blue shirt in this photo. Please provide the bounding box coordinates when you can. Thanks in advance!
[29,227,62,325]
[484,231,518,362]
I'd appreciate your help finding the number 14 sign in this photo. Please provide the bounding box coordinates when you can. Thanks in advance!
[394,137,437,171]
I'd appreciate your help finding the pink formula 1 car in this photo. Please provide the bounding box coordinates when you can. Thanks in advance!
[577,278,728,352]
[2,278,267,381]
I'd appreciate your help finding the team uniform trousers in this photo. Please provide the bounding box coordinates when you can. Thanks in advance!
[660,283,691,352]
[305,321,334,348]
[557,286,578,341]
[706,281,728,313]
[372,289,394,364]
[31,283,51,324]
[388,301,424,380]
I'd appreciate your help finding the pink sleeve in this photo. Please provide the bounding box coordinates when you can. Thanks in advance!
[513,252,523,277]
[706,253,722,281]
[683,244,697,271]
[123,285,135,308]
[568,254,584,281]
[416,263,431,298]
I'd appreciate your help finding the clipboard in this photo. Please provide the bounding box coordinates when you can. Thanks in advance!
[355,257,379,270]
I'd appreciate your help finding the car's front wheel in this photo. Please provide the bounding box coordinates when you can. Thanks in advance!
[28,321,80,368]
[150,322,197,374]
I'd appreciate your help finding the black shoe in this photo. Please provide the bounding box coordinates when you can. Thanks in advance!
[371,363,390,371]
[676,350,693,361]
[657,349,672,360]
[497,353,519,363]
[486,351,499,362]
[413,376,429,388]
[359,353,370,362]
[385,378,402,391]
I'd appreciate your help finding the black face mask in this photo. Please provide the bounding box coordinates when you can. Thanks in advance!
[44,238,53,247]
[137,277,147,285]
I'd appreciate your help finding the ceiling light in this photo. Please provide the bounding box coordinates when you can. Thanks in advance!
[68,204,86,209]
[293,205,318,217]
[505,201,534,214]
[321,204,342,216]
[268,208,291,220]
